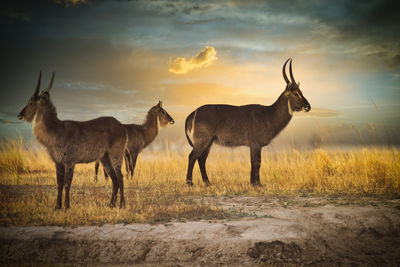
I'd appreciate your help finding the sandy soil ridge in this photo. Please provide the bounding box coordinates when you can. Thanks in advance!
[1,203,400,266]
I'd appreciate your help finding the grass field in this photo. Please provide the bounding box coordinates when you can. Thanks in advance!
[0,137,399,226]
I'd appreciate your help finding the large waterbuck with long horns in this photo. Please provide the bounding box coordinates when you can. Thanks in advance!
[18,72,128,209]
[185,58,311,186]
[94,101,175,181]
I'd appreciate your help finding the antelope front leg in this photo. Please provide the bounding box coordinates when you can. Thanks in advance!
[130,152,139,179]
[250,146,262,186]
[124,150,131,179]
[94,160,100,182]
[64,164,75,209]
[115,167,125,208]
[55,163,65,209]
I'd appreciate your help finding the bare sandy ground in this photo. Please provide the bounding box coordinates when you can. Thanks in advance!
[1,196,400,266]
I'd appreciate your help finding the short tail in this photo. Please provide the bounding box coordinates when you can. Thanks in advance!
[185,111,195,147]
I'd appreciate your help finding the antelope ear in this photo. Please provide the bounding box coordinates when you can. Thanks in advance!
[158,100,163,108]
[284,83,292,95]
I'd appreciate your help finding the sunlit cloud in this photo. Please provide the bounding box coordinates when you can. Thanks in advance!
[169,46,217,74]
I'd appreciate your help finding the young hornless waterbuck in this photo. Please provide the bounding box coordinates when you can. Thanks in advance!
[18,72,128,209]
[94,101,175,181]
[185,58,311,186]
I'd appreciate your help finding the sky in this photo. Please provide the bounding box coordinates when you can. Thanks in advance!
[0,0,399,149]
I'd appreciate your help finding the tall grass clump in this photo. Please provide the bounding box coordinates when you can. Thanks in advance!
[0,136,26,176]
[0,136,399,226]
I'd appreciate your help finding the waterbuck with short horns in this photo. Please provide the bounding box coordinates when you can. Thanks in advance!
[185,58,311,186]
[18,72,128,209]
[94,101,174,181]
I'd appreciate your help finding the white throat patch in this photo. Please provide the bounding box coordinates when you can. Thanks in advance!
[32,111,40,130]
[288,99,293,116]
[157,115,161,132]
[32,112,38,126]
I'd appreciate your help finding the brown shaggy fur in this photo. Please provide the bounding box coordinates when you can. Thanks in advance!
[94,101,174,181]
[18,72,128,209]
[184,59,311,186]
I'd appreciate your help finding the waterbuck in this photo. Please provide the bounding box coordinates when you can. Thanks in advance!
[18,72,128,209]
[184,58,311,186]
[94,101,175,181]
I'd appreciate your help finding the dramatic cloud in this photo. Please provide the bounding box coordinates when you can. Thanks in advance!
[54,0,90,6]
[308,108,341,118]
[0,119,20,125]
[169,46,217,74]
[1,0,399,146]
[389,54,400,69]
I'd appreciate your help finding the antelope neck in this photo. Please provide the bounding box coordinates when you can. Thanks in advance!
[33,102,61,146]
[142,112,159,147]
[269,93,293,134]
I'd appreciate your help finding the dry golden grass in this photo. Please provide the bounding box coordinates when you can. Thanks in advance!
[0,137,399,226]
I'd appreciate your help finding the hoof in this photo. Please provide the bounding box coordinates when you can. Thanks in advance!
[109,202,116,208]
[186,181,194,186]
[204,181,211,187]
[55,205,62,210]
[251,182,263,187]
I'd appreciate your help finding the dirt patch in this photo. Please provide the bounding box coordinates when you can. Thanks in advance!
[1,196,400,265]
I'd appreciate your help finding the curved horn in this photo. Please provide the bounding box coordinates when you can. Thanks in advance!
[282,58,290,84]
[289,59,296,84]
[45,72,55,92]
[33,71,42,97]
